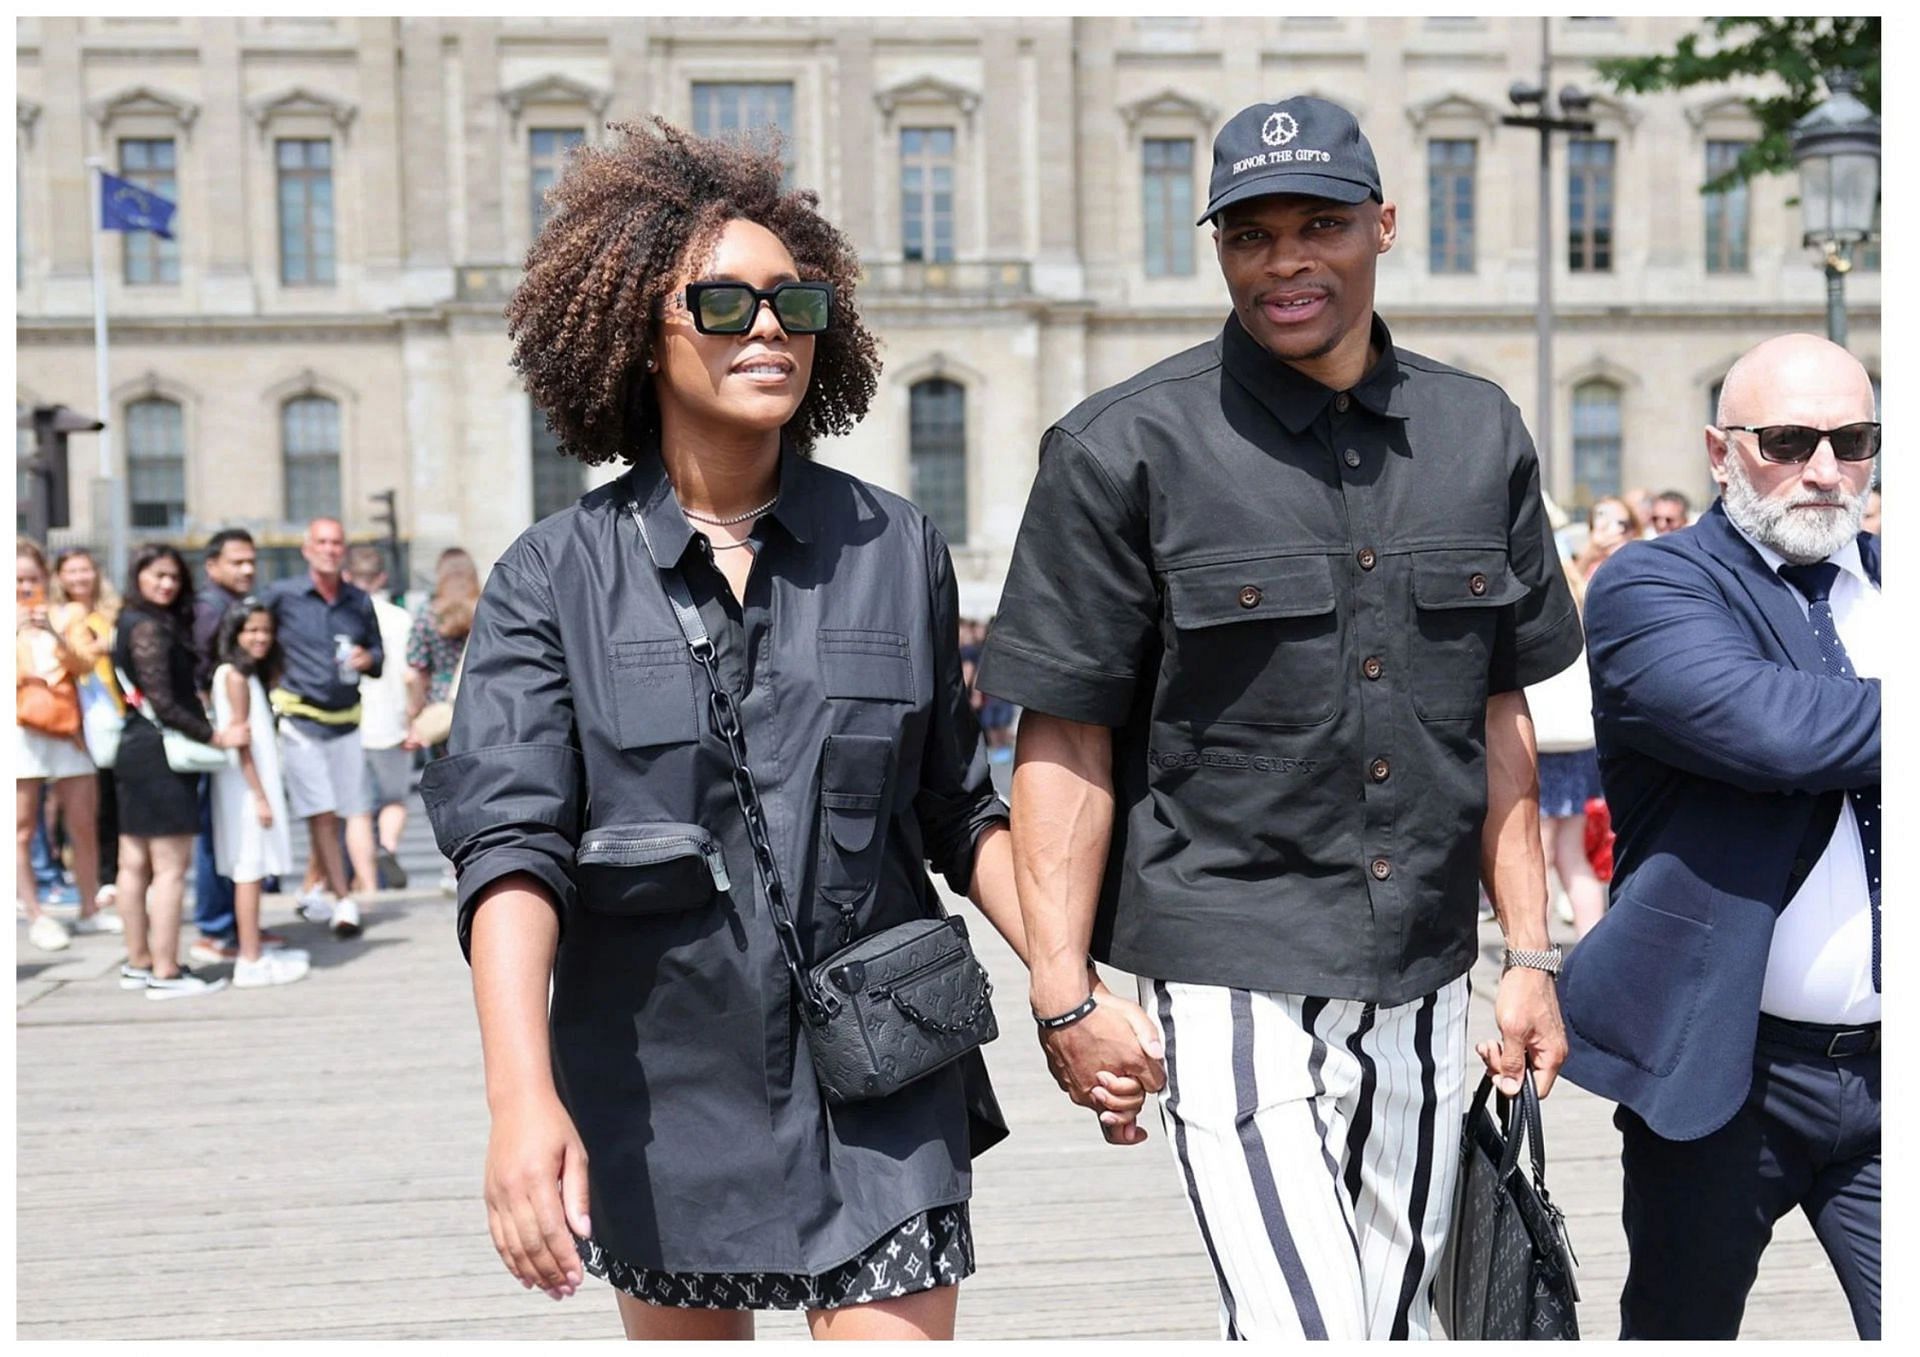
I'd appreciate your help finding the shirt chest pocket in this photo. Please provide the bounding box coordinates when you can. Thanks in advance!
[820,629,914,703]
[607,640,700,750]
[1163,554,1341,729]
[1407,548,1527,722]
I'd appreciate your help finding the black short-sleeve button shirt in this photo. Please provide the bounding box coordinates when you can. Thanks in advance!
[978,313,1583,1004]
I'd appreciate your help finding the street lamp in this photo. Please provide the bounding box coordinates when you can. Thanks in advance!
[1503,18,1596,501]
[1789,70,1880,350]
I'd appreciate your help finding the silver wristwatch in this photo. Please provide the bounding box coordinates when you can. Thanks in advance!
[1502,946,1564,975]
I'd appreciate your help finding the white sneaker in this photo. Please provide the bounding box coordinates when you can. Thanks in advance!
[71,909,125,936]
[330,897,363,939]
[145,966,229,1000]
[27,915,72,952]
[233,949,312,988]
[95,883,118,910]
[295,889,336,924]
[119,962,152,990]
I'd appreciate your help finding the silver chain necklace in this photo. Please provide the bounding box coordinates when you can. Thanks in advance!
[683,494,779,527]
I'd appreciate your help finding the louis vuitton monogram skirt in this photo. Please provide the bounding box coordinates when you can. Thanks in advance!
[576,1203,974,1310]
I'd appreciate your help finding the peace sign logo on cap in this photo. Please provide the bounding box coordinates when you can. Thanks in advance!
[1261,111,1299,147]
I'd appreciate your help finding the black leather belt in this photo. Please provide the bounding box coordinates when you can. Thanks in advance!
[1757,1013,1881,1059]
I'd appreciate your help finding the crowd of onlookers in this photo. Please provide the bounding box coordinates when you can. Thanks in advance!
[22,480,1880,985]
[15,522,477,999]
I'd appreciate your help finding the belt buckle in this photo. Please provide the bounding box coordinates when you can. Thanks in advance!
[1826,1028,1873,1058]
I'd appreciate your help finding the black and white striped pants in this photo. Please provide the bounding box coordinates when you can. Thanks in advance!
[1139,975,1472,1341]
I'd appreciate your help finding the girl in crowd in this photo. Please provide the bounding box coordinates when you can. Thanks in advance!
[51,546,126,916]
[211,602,309,988]
[15,538,111,951]
[405,546,479,736]
[425,120,1148,1339]
[112,545,249,997]
[1525,554,1608,938]
[1572,494,1645,582]
[407,546,480,893]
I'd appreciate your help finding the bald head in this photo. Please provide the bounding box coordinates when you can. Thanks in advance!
[1716,333,1876,429]
[1709,333,1876,565]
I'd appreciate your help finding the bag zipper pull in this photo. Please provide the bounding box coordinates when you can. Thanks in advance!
[703,843,732,893]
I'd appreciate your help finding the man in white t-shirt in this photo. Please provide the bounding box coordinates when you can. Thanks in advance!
[347,546,416,889]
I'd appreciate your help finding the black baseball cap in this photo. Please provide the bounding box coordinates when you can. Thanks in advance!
[1198,96,1383,225]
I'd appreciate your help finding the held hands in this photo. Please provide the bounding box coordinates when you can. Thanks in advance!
[1476,966,1567,1098]
[485,1092,592,1302]
[212,724,251,750]
[1036,977,1166,1146]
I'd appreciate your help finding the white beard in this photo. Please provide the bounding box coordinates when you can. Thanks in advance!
[1720,451,1867,565]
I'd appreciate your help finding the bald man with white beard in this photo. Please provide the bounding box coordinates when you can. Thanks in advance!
[1558,334,1881,1339]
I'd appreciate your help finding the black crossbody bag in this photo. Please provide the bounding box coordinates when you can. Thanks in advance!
[628,493,998,1104]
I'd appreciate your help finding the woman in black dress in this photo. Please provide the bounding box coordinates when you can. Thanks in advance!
[111,545,250,998]
[422,121,1149,1339]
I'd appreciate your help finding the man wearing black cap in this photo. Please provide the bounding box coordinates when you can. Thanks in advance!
[978,96,1583,1339]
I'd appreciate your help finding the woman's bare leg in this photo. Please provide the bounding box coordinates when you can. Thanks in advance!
[51,774,100,915]
[808,1285,958,1341]
[613,1294,754,1340]
[1550,815,1609,939]
[117,835,153,970]
[17,779,45,919]
[235,880,264,961]
[144,834,195,979]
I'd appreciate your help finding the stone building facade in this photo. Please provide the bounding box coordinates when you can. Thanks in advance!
[16,16,1880,607]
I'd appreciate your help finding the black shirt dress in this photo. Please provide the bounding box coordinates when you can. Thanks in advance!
[421,444,1010,1297]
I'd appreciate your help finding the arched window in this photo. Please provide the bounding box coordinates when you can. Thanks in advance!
[1571,380,1623,505]
[283,395,341,522]
[127,396,186,530]
[909,378,967,544]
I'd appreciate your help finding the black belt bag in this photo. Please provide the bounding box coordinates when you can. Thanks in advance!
[628,492,998,1104]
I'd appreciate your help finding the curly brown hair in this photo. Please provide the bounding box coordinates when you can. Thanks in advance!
[507,117,881,466]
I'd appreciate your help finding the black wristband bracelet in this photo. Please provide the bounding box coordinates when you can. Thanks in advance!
[1035,992,1098,1031]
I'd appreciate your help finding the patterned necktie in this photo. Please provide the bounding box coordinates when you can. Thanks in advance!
[1777,560,1880,993]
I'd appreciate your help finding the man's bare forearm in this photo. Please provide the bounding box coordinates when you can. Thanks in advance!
[1010,712,1115,1014]
[1481,689,1551,951]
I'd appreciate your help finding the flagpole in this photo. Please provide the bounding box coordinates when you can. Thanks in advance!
[84,155,125,585]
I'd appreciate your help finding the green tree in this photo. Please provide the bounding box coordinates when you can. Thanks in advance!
[1596,17,1879,192]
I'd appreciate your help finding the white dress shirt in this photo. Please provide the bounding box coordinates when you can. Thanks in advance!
[1732,525,1881,1025]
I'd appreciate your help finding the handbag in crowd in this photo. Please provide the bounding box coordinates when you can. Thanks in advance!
[115,665,234,775]
[409,646,465,749]
[77,672,125,769]
[629,492,999,1104]
[15,633,83,738]
[1434,1060,1581,1341]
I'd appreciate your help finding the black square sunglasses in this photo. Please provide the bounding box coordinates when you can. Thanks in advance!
[1719,422,1881,464]
[684,280,835,335]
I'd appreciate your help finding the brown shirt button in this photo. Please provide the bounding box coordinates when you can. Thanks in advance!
[1239,584,1263,609]
[1370,857,1392,880]
[1362,656,1384,681]
[1335,393,1351,414]
[1468,573,1488,596]
[1343,449,1362,468]
[1357,547,1378,571]
[1369,758,1391,783]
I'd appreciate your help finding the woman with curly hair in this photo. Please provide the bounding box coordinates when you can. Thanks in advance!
[422,119,1151,1340]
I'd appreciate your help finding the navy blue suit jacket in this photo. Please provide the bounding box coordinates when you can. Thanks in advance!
[1557,501,1880,1140]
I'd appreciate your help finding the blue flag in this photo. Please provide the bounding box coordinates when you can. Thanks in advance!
[100,170,176,240]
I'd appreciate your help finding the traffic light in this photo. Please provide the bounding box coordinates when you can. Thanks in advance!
[370,488,398,540]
